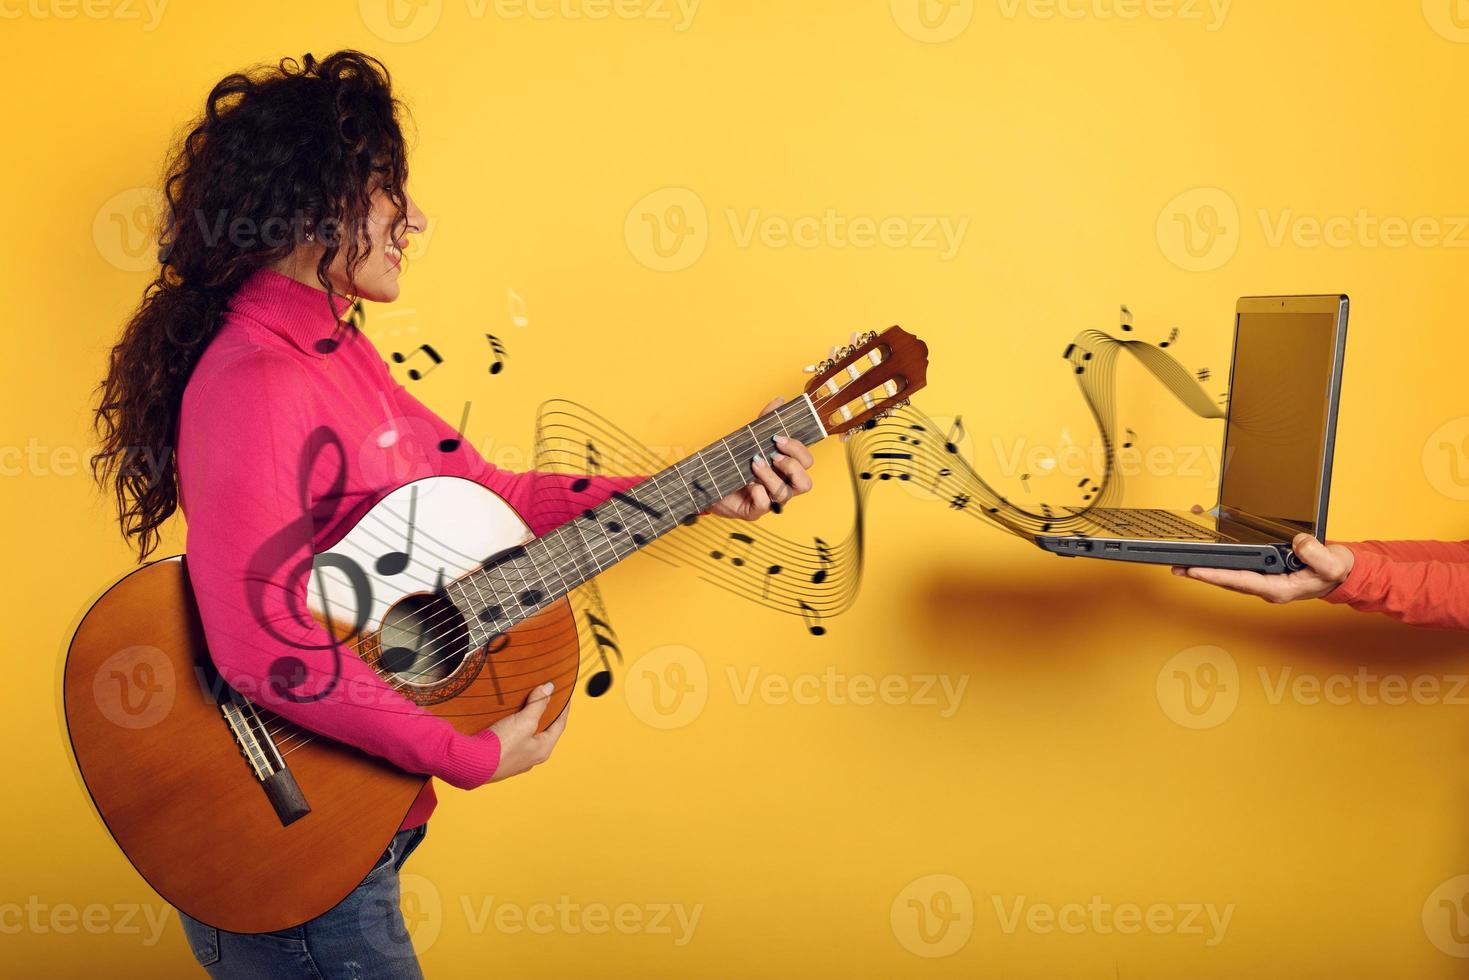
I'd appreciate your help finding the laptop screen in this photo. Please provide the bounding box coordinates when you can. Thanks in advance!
[1217,298,1345,537]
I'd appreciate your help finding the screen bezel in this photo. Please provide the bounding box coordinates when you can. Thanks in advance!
[1213,294,1350,542]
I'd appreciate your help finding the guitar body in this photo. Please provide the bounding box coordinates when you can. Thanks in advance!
[64,477,579,933]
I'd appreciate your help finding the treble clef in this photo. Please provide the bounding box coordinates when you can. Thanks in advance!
[246,426,374,704]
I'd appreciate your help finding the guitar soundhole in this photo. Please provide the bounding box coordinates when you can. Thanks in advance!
[378,592,471,687]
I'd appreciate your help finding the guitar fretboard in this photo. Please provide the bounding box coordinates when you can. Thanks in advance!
[447,394,828,645]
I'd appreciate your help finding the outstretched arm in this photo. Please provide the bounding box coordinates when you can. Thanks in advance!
[1173,532,1469,631]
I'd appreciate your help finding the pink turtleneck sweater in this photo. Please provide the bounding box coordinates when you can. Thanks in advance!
[177,267,641,829]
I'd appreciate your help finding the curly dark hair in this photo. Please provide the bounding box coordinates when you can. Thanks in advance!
[92,50,413,560]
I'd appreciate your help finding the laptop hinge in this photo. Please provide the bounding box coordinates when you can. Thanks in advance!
[1221,507,1310,542]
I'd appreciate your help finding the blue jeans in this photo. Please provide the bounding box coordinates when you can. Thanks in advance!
[179,824,428,979]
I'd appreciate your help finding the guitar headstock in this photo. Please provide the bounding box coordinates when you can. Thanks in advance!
[803,326,929,436]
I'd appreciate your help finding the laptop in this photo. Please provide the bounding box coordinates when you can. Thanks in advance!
[1035,294,1349,574]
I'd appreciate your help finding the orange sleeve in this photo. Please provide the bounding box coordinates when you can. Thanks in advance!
[1323,545,1469,630]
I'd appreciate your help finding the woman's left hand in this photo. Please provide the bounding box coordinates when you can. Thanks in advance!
[707,396,815,521]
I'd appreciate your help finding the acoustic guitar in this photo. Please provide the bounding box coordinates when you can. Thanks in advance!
[64,327,928,933]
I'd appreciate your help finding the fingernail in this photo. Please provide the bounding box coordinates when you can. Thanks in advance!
[751,455,765,469]
[772,434,789,445]
[771,452,785,463]
[543,682,554,693]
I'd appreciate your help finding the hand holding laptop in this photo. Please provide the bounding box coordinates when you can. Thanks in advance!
[1171,504,1356,602]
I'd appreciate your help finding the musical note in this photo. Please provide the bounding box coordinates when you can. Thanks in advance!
[1123,427,1136,449]
[811,537,833,584]
[761,562,784,599]
[712,531,758,566]
[1159,327,1179,348]
[1077,478,1090,489]
[868,451,914,481]
[507,287,530,328]
[1120,304,1134,332]
[571,440,603,493]
[315,301,364,355]
[378,630,426,676]
[798,600,827,636]
[1067,345,1093,375]
[375,486,419,576]
[582,612,621,697]
[707,531,784,595]
[346,298,367,331]
[1196,367,1211,381]
[439,401,471,452]
[950,493,971,510]
[486,333,506,375]
[375,392,400,449]
[391,344,442,381]
[945,416,965,454]
[1020,473,1031,493]
[931,466,952,492]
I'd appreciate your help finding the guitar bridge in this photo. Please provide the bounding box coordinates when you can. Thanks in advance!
[219,695,311,827]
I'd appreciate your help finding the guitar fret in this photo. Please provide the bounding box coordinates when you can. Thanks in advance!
[642,471,679,529]
[690,451,724,510]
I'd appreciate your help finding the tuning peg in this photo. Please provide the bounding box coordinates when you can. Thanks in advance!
[803,342,843,374]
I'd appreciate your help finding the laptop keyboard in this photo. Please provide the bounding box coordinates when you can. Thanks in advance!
[1071,507,1220,541]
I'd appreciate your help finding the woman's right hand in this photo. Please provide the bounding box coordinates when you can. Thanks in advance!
[486,682,568,782]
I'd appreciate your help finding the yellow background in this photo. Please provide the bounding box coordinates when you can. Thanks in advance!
[7,0,1469,976]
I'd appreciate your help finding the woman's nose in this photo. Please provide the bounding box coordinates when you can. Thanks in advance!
[405,192,427,235]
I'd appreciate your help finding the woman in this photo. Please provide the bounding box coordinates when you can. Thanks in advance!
[91,50,814,978]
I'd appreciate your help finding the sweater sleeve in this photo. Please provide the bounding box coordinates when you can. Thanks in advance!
[1322,543,1469,630]
[179,352,501,789]
[1344,539,1469,563]
[386,382,648,534]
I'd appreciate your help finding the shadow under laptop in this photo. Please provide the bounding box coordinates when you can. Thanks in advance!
[908,557,1469,673]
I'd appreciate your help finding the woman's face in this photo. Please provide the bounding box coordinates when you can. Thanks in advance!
[277,172,426,303]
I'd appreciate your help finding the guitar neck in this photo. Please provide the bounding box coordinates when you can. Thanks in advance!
[450,394,829,643]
